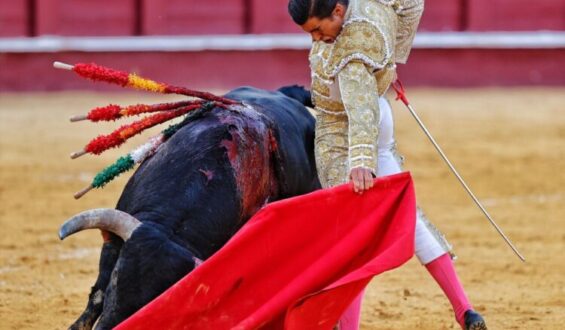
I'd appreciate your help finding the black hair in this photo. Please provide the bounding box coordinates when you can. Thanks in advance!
[288,0,349,25]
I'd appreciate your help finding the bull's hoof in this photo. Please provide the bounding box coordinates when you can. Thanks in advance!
[68,320,92,330]
[464,310,487,330]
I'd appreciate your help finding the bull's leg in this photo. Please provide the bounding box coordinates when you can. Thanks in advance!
[94,224,197,329]
[69,233,123,330]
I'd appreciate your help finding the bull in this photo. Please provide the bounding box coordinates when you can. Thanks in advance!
[60,86,321,329]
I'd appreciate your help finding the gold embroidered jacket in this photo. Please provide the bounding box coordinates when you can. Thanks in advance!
[310,0,423,187]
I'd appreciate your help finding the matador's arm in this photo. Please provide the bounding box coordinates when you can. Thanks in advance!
[337,61,380,174]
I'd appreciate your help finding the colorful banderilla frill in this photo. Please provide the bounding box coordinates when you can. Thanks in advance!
[73,102,206,158]
[70,100,203,122]
[71,62,237,105]
[74,103,215,199]
[53,61,236,199]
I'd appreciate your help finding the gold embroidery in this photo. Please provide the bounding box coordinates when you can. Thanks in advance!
[375,63,397,95]
[310,41,334,102]
[394,0,424,63]
[314,112,349,188]
[312,92,346,114]
[311,76,330,97]
[338,62,380,171]
[325,20,393,78]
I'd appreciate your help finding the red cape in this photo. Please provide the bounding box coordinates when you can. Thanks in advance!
[116,172,416,330]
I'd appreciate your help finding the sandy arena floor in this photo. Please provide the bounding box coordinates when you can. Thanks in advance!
[0,88,564,329]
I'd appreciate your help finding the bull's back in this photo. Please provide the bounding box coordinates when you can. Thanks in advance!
[115,87,319,258]
[225,87,320,198]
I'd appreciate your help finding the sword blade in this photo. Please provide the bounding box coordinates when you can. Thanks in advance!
[405,103,526,262]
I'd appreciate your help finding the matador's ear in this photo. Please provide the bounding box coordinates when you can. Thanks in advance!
[333,3,347,19]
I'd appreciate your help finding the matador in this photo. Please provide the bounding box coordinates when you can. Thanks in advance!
[288,0,488,329]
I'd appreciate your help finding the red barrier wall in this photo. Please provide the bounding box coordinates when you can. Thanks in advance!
[0,0,28,37]
[1,1,564,90]
[250,0,302,34]
[1,48,563,92]
[142,0,245,35]
[467,0,565,31]
[418,0,466,31]
[0,50,309,91]
[36,0,136,36]
[2,1,565,36]
[396,49,565,86]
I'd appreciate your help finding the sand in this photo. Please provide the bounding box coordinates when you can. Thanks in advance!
[0,88,564,329]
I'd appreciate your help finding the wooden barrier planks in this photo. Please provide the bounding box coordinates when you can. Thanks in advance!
[250,0,302,34]
[4,0,565,37]
[36,0,136,36]
[142,0,245,35]
[0,0,29,37]
[467,0,565,31]
[418,0,466,31]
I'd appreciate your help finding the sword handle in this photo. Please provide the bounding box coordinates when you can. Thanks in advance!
[392,80,409,106]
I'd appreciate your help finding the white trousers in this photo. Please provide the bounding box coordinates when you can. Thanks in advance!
[375,97,448,264]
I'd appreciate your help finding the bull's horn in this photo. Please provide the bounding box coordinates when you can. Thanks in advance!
[59,208,141,241]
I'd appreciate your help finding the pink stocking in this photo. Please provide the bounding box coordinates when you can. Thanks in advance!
[338,290,364,330]
[425,253,472,329]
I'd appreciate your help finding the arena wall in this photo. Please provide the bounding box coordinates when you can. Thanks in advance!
[0,0,564,91]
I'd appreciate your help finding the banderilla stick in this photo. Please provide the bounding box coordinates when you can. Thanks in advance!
[392,79,525,262]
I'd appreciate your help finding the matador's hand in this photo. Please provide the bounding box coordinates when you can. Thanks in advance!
[349,166,376,194]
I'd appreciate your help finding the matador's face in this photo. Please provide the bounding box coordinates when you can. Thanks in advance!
[300,3,347,44]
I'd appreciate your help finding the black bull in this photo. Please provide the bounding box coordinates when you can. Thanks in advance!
[60,86,322,329]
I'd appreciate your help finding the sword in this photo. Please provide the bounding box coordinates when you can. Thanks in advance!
[391,79,526,262]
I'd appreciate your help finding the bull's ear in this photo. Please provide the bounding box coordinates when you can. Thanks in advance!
[277,85,314,108]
